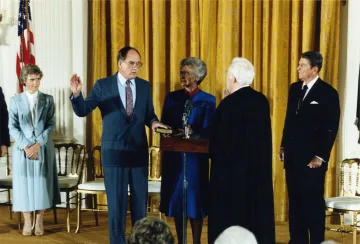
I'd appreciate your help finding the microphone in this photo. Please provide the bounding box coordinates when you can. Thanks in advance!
[183,100,193,138]
[184,100,193,114]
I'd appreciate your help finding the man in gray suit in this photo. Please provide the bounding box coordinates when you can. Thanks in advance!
[70,46,167,244]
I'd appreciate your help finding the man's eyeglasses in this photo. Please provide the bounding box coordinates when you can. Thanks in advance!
[180,71,192,77]
[123,61,143,68]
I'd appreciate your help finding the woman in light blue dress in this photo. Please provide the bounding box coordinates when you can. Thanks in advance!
[9,64,60,236]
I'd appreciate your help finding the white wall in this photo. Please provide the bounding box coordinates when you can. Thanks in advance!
[338,0,360,164]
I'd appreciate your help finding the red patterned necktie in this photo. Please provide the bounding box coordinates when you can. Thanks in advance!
[126,80,133,117]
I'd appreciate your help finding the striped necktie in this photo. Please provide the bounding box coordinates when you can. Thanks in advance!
[126,80,133,117]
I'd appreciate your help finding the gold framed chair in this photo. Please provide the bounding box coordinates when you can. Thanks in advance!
[76,145,105,233]
[54,143,87,233]
[325,158,360,244]
[0,149,13,219]
[75,146,163,233]
[147,146,162,219]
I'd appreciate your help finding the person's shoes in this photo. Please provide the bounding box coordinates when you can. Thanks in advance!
[35,221,44,236]
[22,222,32,236]
[22,212,32,236]
[35,211,44,236]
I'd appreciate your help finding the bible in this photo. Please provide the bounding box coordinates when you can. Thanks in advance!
[155,127,174,134]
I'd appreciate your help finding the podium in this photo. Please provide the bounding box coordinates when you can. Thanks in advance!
[160,137,209,153]
[160,137,209,244]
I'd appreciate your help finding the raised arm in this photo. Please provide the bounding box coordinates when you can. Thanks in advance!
[70,74,101,117]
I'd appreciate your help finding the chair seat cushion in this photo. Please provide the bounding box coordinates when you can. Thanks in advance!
[58,176,79,189]
[78,180,106,191]
[78,180,161,193]
[0,176,12,187]
[326,196,360,211]
[148,181,161,193]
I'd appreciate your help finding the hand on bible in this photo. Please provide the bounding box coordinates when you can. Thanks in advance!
[70,74,82,96]
[173,128,185,137]
[307,157,323,168]
[151,121,169,132]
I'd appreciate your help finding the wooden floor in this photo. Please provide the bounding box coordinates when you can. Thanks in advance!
[0,206,358,243]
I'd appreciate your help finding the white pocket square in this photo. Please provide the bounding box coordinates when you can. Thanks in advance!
[310,101,318,104]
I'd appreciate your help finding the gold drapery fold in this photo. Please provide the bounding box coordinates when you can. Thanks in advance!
[320,0,341,199]
[88,0,341,222]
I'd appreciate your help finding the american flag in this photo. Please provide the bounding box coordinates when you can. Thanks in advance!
[16,0,35,93]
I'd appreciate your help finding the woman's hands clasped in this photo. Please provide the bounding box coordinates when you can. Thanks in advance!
[25,143,40,160]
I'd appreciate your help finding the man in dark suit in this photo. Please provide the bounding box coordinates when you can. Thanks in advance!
[69,46,167,244]
[279,51,340,244]
[0,87,10,157]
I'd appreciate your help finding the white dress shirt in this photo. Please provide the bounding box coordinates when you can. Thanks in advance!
[25,90,38,126]
[117,72,136,109]
[302,75,319,100]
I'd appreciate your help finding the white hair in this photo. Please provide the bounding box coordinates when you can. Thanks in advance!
[320,241,338,244]
[215,226,257,244]
[228,57,255,86]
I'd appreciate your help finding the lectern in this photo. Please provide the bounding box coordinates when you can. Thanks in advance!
[160,137,209,244]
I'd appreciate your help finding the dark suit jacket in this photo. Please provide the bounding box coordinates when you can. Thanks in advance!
[281,78,340,170]
[71,73,158,167]
[0,87,10,147]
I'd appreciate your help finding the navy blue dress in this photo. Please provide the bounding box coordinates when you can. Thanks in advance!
[160,89,216,218]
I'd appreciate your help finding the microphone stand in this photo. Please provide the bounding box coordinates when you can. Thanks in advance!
[181,103,191,244]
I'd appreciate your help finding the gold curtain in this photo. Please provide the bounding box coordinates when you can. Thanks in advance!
[87,0,341,222]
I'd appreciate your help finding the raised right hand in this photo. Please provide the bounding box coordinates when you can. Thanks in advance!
[70,74,82,96]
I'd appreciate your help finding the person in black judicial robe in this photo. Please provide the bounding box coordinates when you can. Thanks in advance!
[0,87,10,157]
[279,51,340,244]
[208,57,275,244]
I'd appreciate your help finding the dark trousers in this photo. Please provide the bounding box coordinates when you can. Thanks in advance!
[286,168,326,244]
[104,166,148,244]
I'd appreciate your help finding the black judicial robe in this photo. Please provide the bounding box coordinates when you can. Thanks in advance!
[208,87,275,244]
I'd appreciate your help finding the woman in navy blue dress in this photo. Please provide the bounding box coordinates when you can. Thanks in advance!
[160,57,216,244]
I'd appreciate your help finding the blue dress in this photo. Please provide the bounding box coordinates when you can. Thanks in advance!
[159,89,216,218]
[8,92,61,212]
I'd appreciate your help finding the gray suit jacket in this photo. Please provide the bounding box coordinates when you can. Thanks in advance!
[9,92,55,149]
